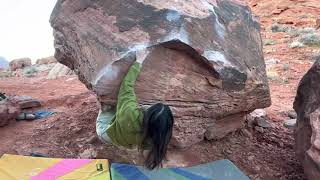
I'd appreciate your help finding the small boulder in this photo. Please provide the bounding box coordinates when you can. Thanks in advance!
[255,117,271,128]
[11,96,41,109]
[287,110,297,119]
[9,58,32,71]
[250,109,267,119]
[47,63,73,80]
[283,119,296,129]
[36,56,57,65]
[0,99,20,127]
[78,147,98,159]
[248,109,270,128]
[254,126,264,133]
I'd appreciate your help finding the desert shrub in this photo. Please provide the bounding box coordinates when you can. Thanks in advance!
[312,52,320,62]
[283,64,290,71]
[271,23,290,33]
[289,41,305,48]
[271,23,316,37]
[33,64,53,72]
[23,66,38,77]
[298,33,320,46]
[265,58,279,65]
[263,39,277,46]
[0,71,12,78]
[298,27,316,34]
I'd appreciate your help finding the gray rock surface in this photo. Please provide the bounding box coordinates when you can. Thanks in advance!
[255,117,271,128]
[287,110,297,119]
[294,59,320,180]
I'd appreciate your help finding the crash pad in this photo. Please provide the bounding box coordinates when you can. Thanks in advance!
[0,154,110,180]
[111,159,249,180]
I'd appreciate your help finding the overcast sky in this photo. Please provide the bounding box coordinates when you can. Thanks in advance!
[0,0,57,62]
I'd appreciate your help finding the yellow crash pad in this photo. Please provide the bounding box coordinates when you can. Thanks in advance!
[0,154,110,180]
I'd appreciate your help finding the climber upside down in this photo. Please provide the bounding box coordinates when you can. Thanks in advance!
[96,49,174,170]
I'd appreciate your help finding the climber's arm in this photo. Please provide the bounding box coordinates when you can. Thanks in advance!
[116,49,149,115]
[116,61,141,112]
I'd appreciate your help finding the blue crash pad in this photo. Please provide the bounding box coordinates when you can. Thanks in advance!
[111,159,250,180]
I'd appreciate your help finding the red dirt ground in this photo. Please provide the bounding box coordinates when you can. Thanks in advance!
[1,0,319,179]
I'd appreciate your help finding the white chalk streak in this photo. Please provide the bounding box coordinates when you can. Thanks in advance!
[201,0,225,39]
[203,50,230,66]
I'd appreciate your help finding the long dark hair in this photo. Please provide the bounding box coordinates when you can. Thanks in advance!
[140,103,174,169]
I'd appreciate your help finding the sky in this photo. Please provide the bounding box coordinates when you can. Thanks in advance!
[0,0,57,62]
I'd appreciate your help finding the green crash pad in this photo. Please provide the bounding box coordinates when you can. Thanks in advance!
[111,159,250,180]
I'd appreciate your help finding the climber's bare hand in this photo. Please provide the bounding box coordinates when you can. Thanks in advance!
[136,49,149,64]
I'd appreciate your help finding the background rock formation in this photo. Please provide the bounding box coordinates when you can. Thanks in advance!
[50,0,271,147]
[47,63,73,80]
[9,58,32,71]
[294,59,320,180]
[36,56,57,65]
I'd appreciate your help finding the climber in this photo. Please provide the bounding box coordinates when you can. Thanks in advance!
[96,49,174,170]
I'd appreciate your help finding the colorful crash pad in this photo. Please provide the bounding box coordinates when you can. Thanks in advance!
[0,154,110,180]
[111,159,249,180]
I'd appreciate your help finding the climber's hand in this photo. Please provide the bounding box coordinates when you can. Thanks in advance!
[136,49,149,64]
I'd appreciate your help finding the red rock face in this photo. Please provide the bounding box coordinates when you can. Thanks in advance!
[294,60,320,180]
[50,0,271,147]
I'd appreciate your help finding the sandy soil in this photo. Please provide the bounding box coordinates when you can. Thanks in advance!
[1,0,320,179]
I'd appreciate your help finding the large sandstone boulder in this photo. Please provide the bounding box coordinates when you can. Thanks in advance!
[36,56,57,65]
[47,63,73,80]
[294,59,320,180]
[9,58,32,71]
[50,0,271,147]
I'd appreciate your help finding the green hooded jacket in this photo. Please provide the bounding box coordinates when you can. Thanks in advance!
[106,62,144,148]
